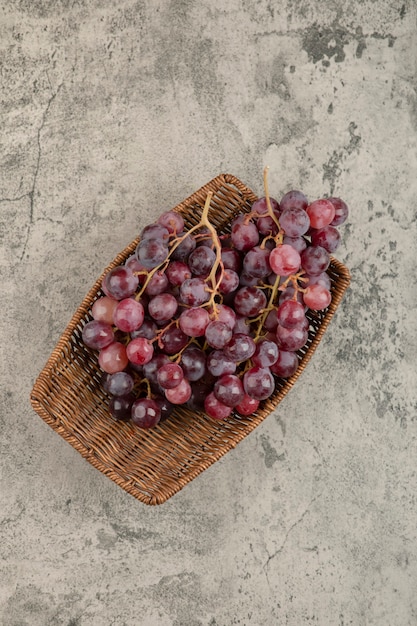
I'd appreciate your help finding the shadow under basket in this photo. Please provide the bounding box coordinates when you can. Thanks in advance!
[30,174,351,505]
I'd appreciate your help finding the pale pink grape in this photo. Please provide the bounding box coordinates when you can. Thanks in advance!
[98,342,129,373]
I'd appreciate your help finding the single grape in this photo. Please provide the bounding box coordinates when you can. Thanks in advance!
[179,277,210,306]
[102,266,139,300]
[109,393,135,421]
[170,232,196,261]
[214,374,244,407]
[165,378,192,404]
[235,394,260,416]
[113,298,145,333]
[263,308,279,331]
[131,317,158,341]
[276,325,308,352]
[218,269,240,294]
[125,254,147,279]
[159,326,189,355]
[144,270,169,296]
[300,245,330,276]
[242,246,271,279]
[306,199,335,229]
[251,196,280,216]
[131,398,161,429]
[188,246,216,277]
[279,207,310,237]
[148,293,178,322]
[278,284,304,306]
[252,340,279,367]
[205,320,233,349]
[104,371,134,397]
[140,223,170,242]
[98,342,129,373]
[166,261,192,286]
[126,337,154,365]
[221,248,242,273]
[206,350,237,376]
[230,215,259,251]
[180,346,207,381]
[305,272,331,290]
[204,392,233,420]
[270,350,299,378]
[243,366,275,400]
[279,190,308,212]
[214,304,236,329]
[92,297,118,325]
[136,238,169,269]
[224,333,256,362]
[233,316,252,335]
[269,244,301,276]
[328,197,349,226]
[311,225,341,253]
[157,362,184,389]
[157,210,184,234]
[234,287,267,317]
[303,284,332,310]
[179,307,210,337]
[277,300,306,329]
[282,235,307,254]
[239,271,260,287]
[82,320,114,350]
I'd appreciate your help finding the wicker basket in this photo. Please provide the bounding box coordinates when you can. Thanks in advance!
[30,174,351,505]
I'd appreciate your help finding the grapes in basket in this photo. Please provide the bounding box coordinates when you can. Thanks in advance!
[82,168,349,428]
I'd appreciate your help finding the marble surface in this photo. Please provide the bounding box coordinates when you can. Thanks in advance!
[1,1,417,624]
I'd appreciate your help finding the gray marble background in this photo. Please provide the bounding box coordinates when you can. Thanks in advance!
[1,1,417,624]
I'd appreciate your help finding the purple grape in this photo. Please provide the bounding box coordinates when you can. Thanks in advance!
[279,207,310,237]
[224,334,256,362]
[230,215,259,251]
[179,307,210,337]
[234,287,267,317]
[213,374,245,407]
[143,354,171,386]
[180,346,207,381]
[144,270,169,296]
[279,190,308,212]
[102,266,139,300]
[252,340,279,367]
[242,246,271,279]
[157,211,184,234]
[157,363,184,389]
[300,245,330,276]
[82,320,114,350]
[148,293,178,322]
[243,366,275,400]
[282,235,308,254]
[131,398,161,429]
[171,232,196,261]
[104,372,134,396]
[166,261,192,286]
[311,225,341,253]
[205,320,233,349]
[179,278,210,306]
[131,317,158,340]
[207,350,237,377]
[159,326,189,355]
[109,393,135,421]
[218,269,240,294]
[188,246,216,277]
[136,238,169,269]
[276,325,308,352]
[328,197,349,226]
[221,248,242,273]
[140,223,170,242]
[270,350,299,378]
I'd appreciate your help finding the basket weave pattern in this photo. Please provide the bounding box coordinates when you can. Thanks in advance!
[30,174,351,505]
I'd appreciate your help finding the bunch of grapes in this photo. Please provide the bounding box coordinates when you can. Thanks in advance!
[82,170,348,429]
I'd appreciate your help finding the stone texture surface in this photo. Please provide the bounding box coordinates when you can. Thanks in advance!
[1,0,417,624]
